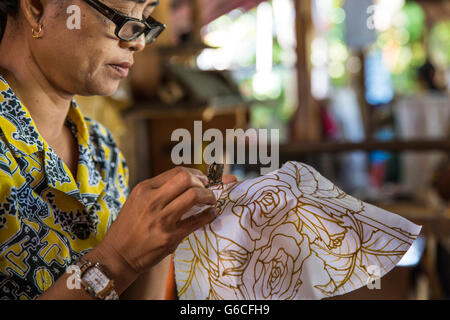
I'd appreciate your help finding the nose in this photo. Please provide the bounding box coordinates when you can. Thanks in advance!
[120,33,146,52]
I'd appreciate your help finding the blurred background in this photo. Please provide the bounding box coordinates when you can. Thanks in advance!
[76,0,450,299]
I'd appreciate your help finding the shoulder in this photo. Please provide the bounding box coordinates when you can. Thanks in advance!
[83,116,118,148]
[83,116,125,164]
[82,116,130,186]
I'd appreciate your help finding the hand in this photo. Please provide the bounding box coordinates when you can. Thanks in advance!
[100,167,218,277]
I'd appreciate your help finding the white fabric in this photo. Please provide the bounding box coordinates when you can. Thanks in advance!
[174,161,422,300]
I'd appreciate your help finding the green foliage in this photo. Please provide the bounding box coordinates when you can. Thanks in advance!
[430,20,450,68]
[403,1,425,42]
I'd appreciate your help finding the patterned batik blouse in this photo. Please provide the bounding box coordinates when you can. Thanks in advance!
[0,75,130,299]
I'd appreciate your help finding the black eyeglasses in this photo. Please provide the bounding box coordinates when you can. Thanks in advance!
[82,0,166,44]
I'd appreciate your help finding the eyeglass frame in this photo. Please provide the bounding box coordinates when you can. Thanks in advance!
[82,0,166,44]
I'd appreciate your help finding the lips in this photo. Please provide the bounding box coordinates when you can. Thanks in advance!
[108,62,132,78]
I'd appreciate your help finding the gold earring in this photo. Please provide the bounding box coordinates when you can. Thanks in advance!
[31,24,43,39]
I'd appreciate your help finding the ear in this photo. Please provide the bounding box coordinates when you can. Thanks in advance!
[19,0,45,30]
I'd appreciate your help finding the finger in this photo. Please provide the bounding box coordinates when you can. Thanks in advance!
[222,174,238,184]
[144,167,209,189]
[164,186,217,222]
[154,170,209,208]
[176,207,218,240]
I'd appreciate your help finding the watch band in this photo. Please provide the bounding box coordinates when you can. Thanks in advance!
[75,257,119,300]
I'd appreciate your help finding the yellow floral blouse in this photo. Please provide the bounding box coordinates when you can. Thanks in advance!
[0,75,130,299]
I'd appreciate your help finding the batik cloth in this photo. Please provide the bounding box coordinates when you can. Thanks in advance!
[175,161,422,299]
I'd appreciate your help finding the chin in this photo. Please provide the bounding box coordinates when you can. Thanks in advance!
[88,79,121,96]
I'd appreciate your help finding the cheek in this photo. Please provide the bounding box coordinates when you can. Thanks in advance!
[83,62,122,96]
[30,4,126,96]
[34,26,119,94]
[32,15,87,71]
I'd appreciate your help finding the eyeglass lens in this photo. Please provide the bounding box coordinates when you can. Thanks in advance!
[118,20,163,44]
[145,26,163,43]
[118,20,146,40]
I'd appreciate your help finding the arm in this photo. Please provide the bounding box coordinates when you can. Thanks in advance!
[37,235,138,300]
[36,167,217,300]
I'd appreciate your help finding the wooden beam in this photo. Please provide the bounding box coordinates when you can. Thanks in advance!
[291,0,320,142]
[351,50,371,139]
[152,0,173,46]
[279,139,450,156]
[192,0,203,44]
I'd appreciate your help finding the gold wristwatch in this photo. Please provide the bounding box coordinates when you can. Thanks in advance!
[76,258,119,300]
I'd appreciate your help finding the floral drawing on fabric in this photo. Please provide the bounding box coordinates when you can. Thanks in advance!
[175,161,422,300]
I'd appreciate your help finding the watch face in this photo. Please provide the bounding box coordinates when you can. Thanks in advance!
[85,267,109,293]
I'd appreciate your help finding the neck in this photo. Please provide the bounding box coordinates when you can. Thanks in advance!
[0,21,74,144]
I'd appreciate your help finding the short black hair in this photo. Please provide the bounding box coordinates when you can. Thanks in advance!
[0,0,19,16]
[0,0,20,42]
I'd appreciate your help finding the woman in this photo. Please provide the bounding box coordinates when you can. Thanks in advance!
[0,0,235,300]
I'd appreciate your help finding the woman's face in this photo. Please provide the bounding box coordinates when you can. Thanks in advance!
[29,0,158,96]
